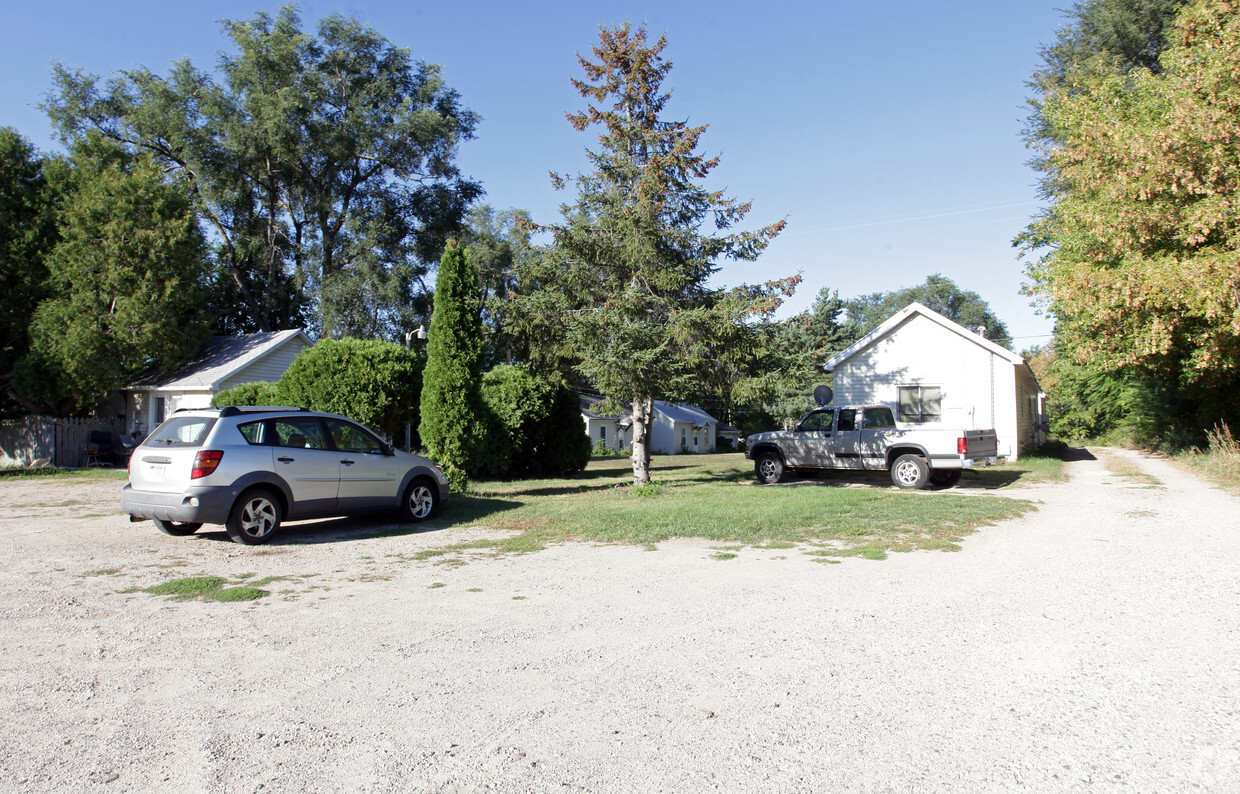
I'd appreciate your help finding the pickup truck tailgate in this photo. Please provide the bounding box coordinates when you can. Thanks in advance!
[963,429,998,460]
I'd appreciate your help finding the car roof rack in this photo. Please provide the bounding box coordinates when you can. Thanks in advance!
[218,405,310,418]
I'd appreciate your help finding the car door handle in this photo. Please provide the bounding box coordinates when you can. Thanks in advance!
[278,455,295,463]
[341,459,355,466]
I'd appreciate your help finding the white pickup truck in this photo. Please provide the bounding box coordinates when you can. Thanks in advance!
[744,404,999,489]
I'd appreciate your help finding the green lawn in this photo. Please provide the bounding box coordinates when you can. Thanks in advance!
[432,453,1040,561]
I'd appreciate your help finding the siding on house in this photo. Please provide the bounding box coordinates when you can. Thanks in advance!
[825,303,1043,461]
[219,344,307,391]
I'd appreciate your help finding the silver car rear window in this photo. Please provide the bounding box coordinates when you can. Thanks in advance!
[146,417,217,448]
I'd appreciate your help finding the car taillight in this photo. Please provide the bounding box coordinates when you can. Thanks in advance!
[957,437,968,455]
[192,450,224,479]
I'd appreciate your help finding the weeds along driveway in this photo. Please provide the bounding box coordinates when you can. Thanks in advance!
[0,451,1237,792]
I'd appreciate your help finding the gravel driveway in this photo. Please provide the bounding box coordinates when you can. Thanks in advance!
[0,448,1237,792]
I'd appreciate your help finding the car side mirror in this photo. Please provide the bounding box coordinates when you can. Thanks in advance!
[382,444,395,456]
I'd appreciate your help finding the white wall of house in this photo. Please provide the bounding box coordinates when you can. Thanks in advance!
[582,415,622,450]
[582,401,717,455]
[828,307,1041,460]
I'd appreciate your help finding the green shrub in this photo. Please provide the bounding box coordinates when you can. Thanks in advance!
[279,338,422,441]
[211,381,284,407]
[477,365,591,478]
[420,242,487,481]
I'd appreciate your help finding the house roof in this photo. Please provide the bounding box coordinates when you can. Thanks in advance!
[655,401,718,426]
[579,395,718,427]
[822,302,1025,372]
[130,330,312,391]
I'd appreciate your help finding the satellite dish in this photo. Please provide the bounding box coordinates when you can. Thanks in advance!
[812,385,833,406]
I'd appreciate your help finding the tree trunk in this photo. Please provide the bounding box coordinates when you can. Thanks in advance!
[630,396,653,487]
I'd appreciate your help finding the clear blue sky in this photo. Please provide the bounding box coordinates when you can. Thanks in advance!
[2,0,1068,348]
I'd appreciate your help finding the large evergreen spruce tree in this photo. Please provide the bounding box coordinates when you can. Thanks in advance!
[419,240,486,489]
[524,23,792,486]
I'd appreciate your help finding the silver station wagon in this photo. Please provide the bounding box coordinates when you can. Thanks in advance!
[120,406,449,545]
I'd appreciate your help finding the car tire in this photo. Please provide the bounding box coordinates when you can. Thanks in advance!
[152,518,202,536]
[225,489,281,545]
[929,469,963,489]
[400,479,439,522]
[754,452,786,484]
[891,454,930,489]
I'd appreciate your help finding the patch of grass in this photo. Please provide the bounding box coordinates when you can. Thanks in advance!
[142,575,268,603]
[428,582,446,588]
[0,467,128,481]
[81,568,123,577]
[428,453,1035,562]
[711,552,738,561]
[1103,453,1162,486]
[466,587,483,592]
[1180,422,1240,492]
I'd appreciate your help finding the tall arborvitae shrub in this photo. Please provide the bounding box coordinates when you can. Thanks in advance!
[420,241,486,490]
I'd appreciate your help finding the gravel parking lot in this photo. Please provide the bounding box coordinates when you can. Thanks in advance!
[1,448,1237,792]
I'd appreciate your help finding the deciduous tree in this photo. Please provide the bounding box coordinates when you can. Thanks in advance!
[0,129,62,416]
[15,135,212,415]
[1021,0,1240,439]
[844,274,1012,348]
[45,5,481,339]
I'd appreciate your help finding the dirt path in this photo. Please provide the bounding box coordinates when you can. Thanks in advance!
[0,450,1237,792]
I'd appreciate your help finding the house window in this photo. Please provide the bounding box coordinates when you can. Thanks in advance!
[898,386,941,423]
[599,426,607,442]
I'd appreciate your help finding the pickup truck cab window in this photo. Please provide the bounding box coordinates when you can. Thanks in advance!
[798,410,835,432]
[837,409,857,432]
[863,407,896,428]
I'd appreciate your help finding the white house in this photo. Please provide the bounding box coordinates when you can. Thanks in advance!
[127,330,313,436]
[580,396,720,454]
[821,302,1044,460]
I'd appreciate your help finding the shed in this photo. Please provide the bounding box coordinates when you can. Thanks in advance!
[126,330,313,437]
[822,302,1044,460]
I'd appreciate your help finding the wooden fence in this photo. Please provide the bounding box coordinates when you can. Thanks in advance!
[0,415,127,469]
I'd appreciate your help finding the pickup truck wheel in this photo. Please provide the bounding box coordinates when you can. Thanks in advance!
[929,470,962,489]
[755,452,786,484]
[891,454,930,489]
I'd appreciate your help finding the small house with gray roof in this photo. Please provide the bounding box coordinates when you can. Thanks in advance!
[580,395,720,455]
[126,330,312,437]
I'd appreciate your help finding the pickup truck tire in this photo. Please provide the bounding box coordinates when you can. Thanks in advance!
[890,454,930,489]
[929,470,963,489]
[754,452,786,484]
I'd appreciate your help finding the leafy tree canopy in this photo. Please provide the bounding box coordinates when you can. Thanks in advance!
[844,274,1013,349]
[44,5,481,340]
[1020,0,1240,440]
[14,134,212,415]
[0,128,63,416]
